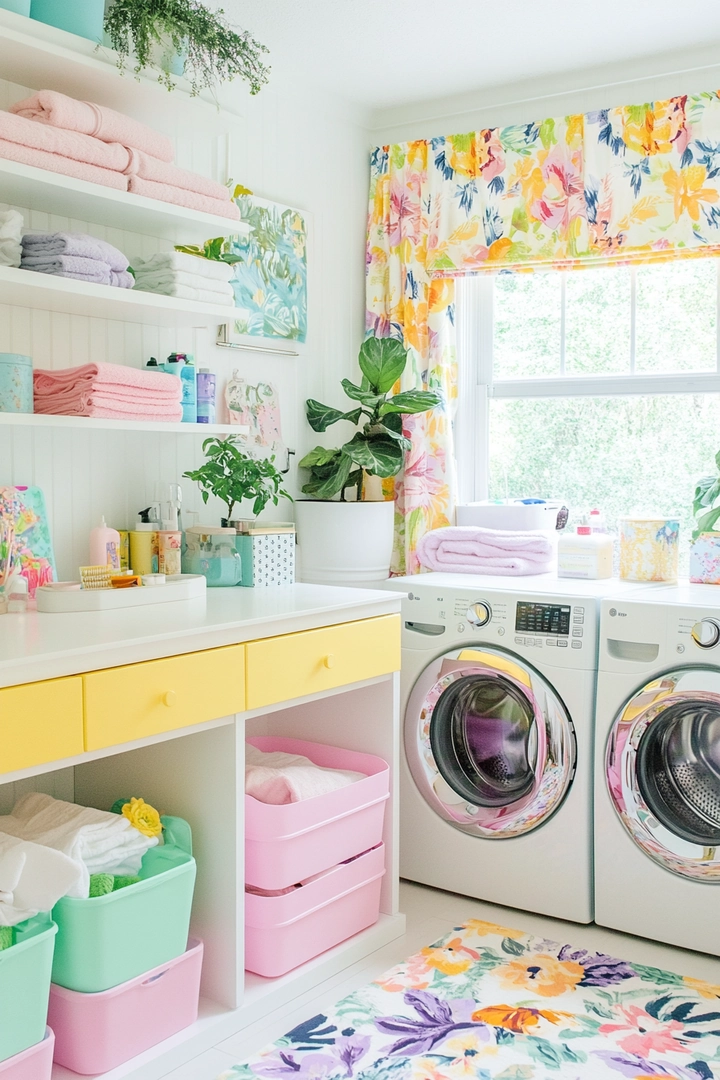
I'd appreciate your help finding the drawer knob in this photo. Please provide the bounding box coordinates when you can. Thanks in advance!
[323,654,335,669]
[163,690,177,708]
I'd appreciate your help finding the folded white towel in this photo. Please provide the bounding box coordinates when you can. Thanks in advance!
[133,281,235,306]
[245,744,365,805]
[0,793,158,899]
[0,833,82,926]
[0,208,22,267]
[132,250,234,282]
[132,268,235,294]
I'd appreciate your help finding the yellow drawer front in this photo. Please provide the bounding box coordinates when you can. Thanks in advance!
[246,614,401,709]
[83,644,246,751]
[0,677,83,774]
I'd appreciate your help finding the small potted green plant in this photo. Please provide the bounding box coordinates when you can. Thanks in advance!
[296,336,441,584]
[183,436,294,586]
[104,0,270,95]
[690,450,720,583]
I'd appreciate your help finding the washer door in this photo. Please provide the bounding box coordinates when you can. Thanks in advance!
[405,647,576,838]
[606,668,720,881]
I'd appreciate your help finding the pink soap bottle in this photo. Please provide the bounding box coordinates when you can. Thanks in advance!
[89,516,121,570]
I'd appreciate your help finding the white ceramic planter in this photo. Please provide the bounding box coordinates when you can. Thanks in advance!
[295,500,394,585]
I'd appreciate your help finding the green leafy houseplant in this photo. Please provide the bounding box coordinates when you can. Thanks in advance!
[174,236,242,264]
[104,0,270,96]
[299,337,442,502]
[183,436,291,521]
[693,449,720,537]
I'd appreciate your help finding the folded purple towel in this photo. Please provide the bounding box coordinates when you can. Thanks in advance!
[21,231,129,272]
[20,257,134,288]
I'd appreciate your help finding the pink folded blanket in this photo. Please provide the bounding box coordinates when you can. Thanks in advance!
[131,150,231,202]
[33,363,181,399]
[417,526,555,576]
[9,90,174,163]
[0,109,131,172]
[127,176,240,220]
[0,136,127,191]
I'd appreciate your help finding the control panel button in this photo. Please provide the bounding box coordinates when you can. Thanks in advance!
[691,619,720,649]
[457,623,466,633]
[573,606,584,613]
[467,601,492,627]
[573,615,584,624]
[546,638,557,646]
[571,641,582,649]
[557,639,568,647]
[572,628,583,637]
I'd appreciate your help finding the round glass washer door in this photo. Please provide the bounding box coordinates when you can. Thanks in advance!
[405,646,576,839]
[606,667,720,881]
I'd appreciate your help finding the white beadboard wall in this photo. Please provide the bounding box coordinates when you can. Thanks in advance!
[0,72,372,580]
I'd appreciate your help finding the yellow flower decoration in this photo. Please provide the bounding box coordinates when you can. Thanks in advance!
[462,918,525,939]
[498,953,584,997]
[419,937,480,976]
[684,975,720,1000]
[122,797,162,838]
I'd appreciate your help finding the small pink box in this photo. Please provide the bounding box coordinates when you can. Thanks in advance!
[245,736,389,891]
[48,940,203,1075]
[0,1029,54,1080]
[245,843,386,977]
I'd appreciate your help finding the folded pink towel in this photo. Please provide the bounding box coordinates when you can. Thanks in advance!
[80,404,184,422]
[417,526,554,576]
[34,397,184,421]
[127,176,240,220]
[0,110,131,171]
[0,137,127,191]
[10,90,174,163]
[33,363,181,399]
[131,150,231,202]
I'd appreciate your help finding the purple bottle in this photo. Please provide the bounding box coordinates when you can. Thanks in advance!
[196,369,216,424]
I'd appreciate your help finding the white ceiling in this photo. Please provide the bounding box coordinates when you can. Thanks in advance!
[225,0,720,112]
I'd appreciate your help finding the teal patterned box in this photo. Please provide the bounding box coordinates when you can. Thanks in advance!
[234,522,295,587]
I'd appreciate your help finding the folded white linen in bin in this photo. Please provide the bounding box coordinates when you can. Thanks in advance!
[245,744,365,805]
[0,793,159,899]
[0,833,82,926]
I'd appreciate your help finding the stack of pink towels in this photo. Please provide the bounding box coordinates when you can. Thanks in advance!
[0,90,239,221]
[33,362,183,422]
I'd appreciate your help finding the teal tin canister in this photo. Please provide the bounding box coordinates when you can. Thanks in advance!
[30,0,104,40]
[0,354,33,413]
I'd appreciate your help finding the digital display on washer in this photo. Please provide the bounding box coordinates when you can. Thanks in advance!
[515,602,571,636]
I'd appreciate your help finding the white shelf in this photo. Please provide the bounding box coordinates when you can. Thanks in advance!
[0,160,249,243]
[0,413,248,435]
[0,8,245,138]
[0,265,237,326]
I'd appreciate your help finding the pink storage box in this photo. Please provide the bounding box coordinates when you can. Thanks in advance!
[0,1029,54,1080]
[245,736,389,891]
[48,939,203,1075]
[246,843,385,977]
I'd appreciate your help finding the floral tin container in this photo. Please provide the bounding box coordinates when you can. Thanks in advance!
[619,516,680,582]
[229,520,295,587]
[0,354,32,414]
[689,532,720,584]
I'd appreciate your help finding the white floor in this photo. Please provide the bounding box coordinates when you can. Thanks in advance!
[163,879,720,1079]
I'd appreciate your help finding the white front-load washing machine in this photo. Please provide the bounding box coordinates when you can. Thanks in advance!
[595,583,720,954]
[386,572,613,924]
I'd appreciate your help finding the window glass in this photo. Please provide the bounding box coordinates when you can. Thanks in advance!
[494,273,561,378]
[635,260,717,373]
[565,267,631,374]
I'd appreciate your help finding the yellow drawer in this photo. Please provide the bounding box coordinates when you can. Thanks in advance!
[245,614,401,710]
[83,644,246,751]
[0,677,83,774]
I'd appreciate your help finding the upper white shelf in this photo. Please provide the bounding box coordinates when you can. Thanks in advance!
[0,264,237,327]
[0,7,245,138]
[0,160,248,243]
[0,413,248,436]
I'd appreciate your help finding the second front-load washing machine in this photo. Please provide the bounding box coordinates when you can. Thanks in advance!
[386,572,612,924]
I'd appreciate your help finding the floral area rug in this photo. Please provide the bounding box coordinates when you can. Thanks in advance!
[220,919,720,1080]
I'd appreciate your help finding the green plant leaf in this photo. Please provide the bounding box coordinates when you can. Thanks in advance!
[298,446,342,468]
[301,452,353,498]
[380,389,442,415]
[341,379,383,407]
[377,425,412,452]
[342,433,404,477]
[358,337,408,393]
[306,399,362,432]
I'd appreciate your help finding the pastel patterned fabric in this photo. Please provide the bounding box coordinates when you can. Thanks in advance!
[366,90,720,571]
[220,918,720,1080]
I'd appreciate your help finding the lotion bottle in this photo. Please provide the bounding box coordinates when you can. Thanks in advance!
[89,516,121,570]
[558,519,613,579]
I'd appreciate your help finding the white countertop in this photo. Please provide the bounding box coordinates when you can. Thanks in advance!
[0,585,401,688]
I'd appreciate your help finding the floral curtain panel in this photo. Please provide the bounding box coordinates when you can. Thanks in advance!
[366,90,720,572]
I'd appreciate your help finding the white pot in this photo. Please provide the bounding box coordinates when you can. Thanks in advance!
[295,500,395,585]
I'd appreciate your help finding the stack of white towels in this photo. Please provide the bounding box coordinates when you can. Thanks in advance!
[0,793,159,926]
[245,744,364,806]
[131,250,235,307]
[0,208,22,268]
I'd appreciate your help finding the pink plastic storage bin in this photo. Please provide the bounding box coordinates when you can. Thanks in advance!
[246,843,385,977]
[47,939,203,1075]
[245,736,389,890]
[0,1029,54,1080]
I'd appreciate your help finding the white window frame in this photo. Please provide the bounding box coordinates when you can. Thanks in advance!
[455,267,720,505]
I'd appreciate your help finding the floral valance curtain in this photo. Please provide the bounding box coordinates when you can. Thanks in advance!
[366,90,720,573]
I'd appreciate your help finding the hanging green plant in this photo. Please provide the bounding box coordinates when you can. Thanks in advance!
[104,0,270,96]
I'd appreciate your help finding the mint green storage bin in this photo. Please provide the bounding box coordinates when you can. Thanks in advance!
[30,0,104,40]
[51,816,196,994]
[0,914,57,1064]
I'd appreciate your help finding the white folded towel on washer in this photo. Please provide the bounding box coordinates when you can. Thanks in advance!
[0,833,82,926]
[0,793,158,898]
[245,745,364,804]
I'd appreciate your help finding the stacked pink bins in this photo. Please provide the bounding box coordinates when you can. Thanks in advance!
[0,1030,54,1080]
[245,736,389,978]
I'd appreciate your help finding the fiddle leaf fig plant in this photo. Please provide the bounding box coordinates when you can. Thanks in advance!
[299,337,442,502]
[693,449,720,537]
[183,436,291,521]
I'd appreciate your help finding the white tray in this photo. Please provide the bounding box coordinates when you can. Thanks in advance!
[36,574,207,612]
